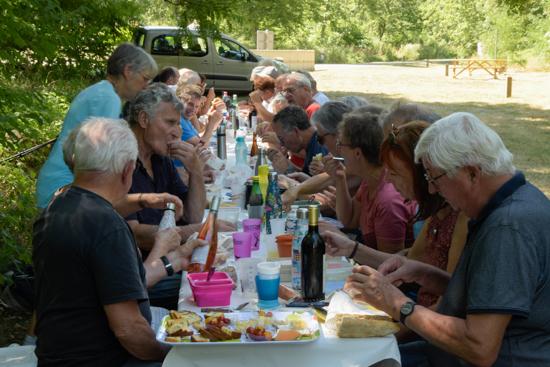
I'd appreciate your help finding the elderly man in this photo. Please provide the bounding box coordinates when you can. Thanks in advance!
[269,106,327,176]
[296,70,330,106]
[33,118,203,366]
[125,83,218,308]
[282,72,321,119]
[335,112,550,366]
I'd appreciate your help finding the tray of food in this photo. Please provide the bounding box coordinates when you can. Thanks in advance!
[157,309,320,346]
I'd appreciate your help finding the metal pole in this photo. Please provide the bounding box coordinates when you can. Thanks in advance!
[506,77,512,98]
[445,64,449,77]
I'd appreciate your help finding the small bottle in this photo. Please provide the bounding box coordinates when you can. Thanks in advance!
[250,133,259,157]
[222,91,231,110]
[158,202,176,230]
[247,176,264,220]
[232,94,238,109]
[285,204,300,233]
[258,165,269,204]
[301,205,325,301]
[216,122,226,160]
[254,147,267,175]
[249,109,257,131]
[188,196,221,273]
[291,208,309,291]
[235,136,248,166]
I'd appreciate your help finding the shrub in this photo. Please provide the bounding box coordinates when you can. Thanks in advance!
[396,43,421,61]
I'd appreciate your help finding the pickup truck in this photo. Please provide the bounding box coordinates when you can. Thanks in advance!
[133,26,260,92]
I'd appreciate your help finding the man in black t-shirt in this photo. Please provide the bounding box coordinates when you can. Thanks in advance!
[33,118,201,366]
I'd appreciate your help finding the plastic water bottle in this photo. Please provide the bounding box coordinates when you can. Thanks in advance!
[158,202,176,230]
[235,136,248,166]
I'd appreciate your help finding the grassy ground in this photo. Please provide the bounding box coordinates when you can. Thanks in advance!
[314,64,550,196]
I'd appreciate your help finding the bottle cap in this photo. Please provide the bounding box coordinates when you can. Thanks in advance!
[165,202,176,211]
[210,195,221,212]
[308,205,319,226]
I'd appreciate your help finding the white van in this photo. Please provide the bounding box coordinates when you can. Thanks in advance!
[133,26,261,92]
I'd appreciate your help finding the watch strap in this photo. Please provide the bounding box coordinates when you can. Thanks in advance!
[399,301,416,324]
[160,255,174,276]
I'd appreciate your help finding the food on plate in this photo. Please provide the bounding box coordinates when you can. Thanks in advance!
[191,335,210,343]
[204,312,231,327]
[286,313,308,330]
[334,314,399,338]
[169,310,202,326]
[246,326,272,341]
[165,318,194,337]
[165,336,190,343]
[199,325,241,341]
[274,329,301,341]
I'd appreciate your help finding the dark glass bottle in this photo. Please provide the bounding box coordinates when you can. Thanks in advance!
[247,176,264,220]
[301,205,325,301]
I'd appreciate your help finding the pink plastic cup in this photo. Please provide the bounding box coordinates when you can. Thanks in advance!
[242,218,261,251]
[232,232,253,259]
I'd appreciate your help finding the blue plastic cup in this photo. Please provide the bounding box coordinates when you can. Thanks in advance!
[255,262,280,309]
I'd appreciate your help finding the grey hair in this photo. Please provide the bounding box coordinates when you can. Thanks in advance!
[64,117,138,175]
[311,101,352,134]
[287,72,311,90]
[178,68,201,85]
[339,96,369,110]
[128,83,183,127]
[414,112,515,177]
[107,43,157,78]
[296,70,317,89]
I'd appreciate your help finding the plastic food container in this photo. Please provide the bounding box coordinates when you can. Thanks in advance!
[187,271,234,307]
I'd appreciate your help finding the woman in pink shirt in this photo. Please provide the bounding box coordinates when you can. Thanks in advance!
[324,111,416,253]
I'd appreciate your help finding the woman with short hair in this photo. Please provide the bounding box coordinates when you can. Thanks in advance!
[36,43,157,208]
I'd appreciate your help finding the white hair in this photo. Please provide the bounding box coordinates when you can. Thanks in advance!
[414,112,515,177]
[64,118,138,175]
[287,72,311,90]
[178,68,200,85]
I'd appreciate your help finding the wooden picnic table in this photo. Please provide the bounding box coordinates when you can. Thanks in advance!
[450,59,507,79]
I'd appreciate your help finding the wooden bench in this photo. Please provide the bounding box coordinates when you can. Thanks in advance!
[450,59,507,79]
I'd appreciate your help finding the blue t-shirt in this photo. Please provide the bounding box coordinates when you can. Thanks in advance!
[174,116,199,167]
[436,172,550,366]
[35,80,121,208]
[303,131,328,176]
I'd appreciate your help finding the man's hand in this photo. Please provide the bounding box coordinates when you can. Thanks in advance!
[138,193,184,220]
[206,87,216,102]
[309,159,325,176]
[378,256,423,288]
[323,155,346,180]
[317,186,337,210]
[344,265,409,320]
[169,238,207,272]
[217,219,237,232]
[149,228,182,259]
[261,132,282,151]
[323,230,356,257]
[169,140,203,173]
[287,172,310,183]
[267,148,290,174]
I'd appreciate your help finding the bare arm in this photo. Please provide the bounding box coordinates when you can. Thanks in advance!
[347,266,511,367]
[127,221,158,251]
[104,300,169,361]
[114,193,184,220]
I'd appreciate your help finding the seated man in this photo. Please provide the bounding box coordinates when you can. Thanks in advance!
[269,106,328,176]
[125,83,223,308]
[33,117,203,366]
[296,70,330,106]
[342,112,550,366]
[282,72,321,119]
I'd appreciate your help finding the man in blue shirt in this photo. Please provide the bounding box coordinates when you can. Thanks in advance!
[270,106,328,176]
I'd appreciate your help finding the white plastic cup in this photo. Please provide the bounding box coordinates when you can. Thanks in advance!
[269,218,286,235]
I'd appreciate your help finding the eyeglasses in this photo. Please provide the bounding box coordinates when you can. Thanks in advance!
[317,132,334,146]
[423,171,447,187]
[336,140,352,151]
[282,87,296,95]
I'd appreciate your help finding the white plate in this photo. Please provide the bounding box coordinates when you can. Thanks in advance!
[157,310,320,346]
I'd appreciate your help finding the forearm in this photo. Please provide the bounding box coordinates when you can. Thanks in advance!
[114,194,141,218]
[335,176,354,227]
[184,170,206,224]
[296,173,332,196]
[404,307,502,366]
[354,245,392,268]
[115,317,170,361]
[144,251,181,288]
[177,223,203,242]
[414,260,451,295]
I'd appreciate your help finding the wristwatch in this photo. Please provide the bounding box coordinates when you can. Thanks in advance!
[160,256,174,276]
[399,301,416,324]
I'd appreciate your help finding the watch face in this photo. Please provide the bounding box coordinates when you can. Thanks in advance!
[401,302,414,315]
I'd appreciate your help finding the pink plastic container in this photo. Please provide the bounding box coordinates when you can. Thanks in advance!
[187,271,233,307]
